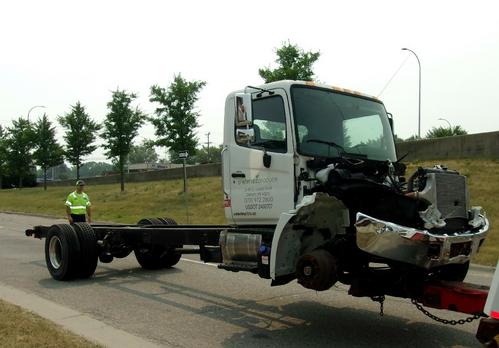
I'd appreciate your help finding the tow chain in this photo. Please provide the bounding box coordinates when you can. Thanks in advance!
[411,299,484,325]
[371,295,385,316]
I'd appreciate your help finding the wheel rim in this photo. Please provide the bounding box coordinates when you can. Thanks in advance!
[48,236,63,269]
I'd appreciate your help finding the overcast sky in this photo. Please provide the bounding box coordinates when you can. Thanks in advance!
[1,0,498,162]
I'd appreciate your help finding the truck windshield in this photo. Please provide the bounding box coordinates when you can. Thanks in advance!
[291,85,397,162]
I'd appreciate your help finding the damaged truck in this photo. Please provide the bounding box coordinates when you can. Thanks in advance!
[27,80,495,339]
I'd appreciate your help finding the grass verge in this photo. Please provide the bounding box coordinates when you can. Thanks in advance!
[0,299,100,347]
[0,176,225,225]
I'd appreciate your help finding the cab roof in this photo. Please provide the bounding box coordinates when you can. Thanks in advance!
[251,80,381,103]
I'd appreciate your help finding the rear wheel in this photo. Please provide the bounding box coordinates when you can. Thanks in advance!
[134,217,182,270]
[158,217,177,225]
[45,224,81,280]
[72,223,98,278]
[137,218,162,225]
[135,245,182,270]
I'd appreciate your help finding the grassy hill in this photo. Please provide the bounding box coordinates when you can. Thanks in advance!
[0,159,497,266]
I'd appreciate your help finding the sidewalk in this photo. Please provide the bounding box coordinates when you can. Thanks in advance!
[0,283,163,348]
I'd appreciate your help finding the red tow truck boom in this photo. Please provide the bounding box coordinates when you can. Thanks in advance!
[416,263,499,347]
[422,281,489,315]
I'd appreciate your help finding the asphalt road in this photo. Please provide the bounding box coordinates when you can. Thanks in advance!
[0,212,493,348]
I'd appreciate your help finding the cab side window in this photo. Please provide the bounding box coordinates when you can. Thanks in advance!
[247,95,287,153]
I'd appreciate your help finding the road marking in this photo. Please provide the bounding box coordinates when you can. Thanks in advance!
[180,258,218,267]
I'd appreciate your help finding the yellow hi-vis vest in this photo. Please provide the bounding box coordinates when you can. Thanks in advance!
[65,191,91,215]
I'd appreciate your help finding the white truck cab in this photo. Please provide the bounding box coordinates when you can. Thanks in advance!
[222,80,395,225]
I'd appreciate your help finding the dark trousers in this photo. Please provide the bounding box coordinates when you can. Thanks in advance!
[71,214,86,223]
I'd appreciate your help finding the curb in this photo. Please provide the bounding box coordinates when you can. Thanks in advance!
[0,282,163,348]
[1,210,62,220]
[0,211,114,225]
[469,263,496,273]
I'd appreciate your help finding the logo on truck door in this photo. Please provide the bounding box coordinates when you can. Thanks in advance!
[234,176,277,212]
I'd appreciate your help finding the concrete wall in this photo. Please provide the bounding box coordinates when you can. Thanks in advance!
[43,131,498,187]
[396,131,499,161]
[45,163,222,187]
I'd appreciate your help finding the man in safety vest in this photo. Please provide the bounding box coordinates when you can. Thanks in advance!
[65,180,92,223]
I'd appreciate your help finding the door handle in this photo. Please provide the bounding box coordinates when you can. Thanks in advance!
[231,173,246,178]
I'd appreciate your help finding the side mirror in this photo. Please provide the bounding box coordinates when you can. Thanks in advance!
[235,93,252,126]
[236,127,255,144]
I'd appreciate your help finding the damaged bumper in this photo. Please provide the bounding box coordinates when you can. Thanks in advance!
[355,212,489,269]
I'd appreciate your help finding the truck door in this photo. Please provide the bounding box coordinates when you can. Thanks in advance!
[226,90,295,225]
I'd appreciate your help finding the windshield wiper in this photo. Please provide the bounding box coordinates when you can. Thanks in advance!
[306,139,367,159]
[306,139,345,152]
[343,152,368,159]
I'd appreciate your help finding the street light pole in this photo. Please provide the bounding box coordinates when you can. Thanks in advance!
[27,105,46,122]
[438,118,452,129]
[401,48,421,138]
[205,132,211,162]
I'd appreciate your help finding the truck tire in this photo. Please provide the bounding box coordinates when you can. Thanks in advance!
[157,218,183,266]
[436,262,470,282]
[45,224,81,280]
[158,217,177,225]
[134,217,182,270]
[134,246,182,270]
[72,223,98,279]
[137,218,162,225]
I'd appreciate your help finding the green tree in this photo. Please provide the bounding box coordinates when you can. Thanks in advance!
[5,118,36,188]
[0,125,8,189]
[194,144,223,163]
[149,74,206,163]
[58,102,101,180]
[78,161,115,177]
[102,89,146,192]
[128,140,159,164]
[425,125,468,138]
[33,114,64,190]
[54,163,72,180]
[38,163,73,180]
[259,42,320,83]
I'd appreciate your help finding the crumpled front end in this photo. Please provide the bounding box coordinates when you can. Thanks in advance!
[355,211,489,269]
